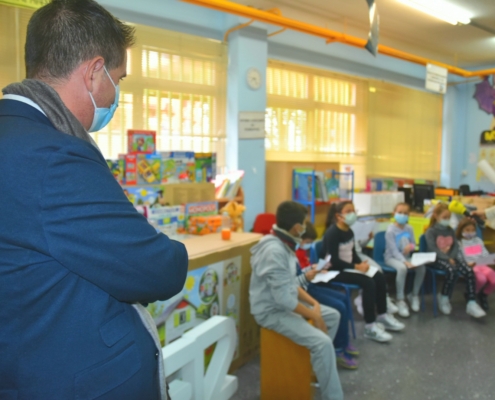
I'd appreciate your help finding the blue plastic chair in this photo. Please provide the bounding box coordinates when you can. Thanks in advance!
[313,240,358,339]
[419,234,458,317]
[372,231,398,274]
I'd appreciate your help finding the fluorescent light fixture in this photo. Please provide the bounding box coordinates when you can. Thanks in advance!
[397,0,472,25]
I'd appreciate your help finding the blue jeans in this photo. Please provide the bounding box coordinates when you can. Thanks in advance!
[307,284,349,350]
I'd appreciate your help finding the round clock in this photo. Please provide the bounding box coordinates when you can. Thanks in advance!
[247,67,262,90]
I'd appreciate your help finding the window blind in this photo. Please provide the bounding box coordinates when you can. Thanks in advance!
[367,81,443,181]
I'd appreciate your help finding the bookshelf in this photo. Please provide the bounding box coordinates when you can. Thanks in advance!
[292,169,354,223]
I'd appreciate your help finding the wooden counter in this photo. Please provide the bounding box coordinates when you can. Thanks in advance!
[179,232,263,371]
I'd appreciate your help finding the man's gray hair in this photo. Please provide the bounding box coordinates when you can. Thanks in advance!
[25,0,135,80]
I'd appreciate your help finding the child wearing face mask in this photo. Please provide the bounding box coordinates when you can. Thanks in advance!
[320,201,405,343]
[456,218,495,311]
[385,203,426,318]
[425,203,486,318]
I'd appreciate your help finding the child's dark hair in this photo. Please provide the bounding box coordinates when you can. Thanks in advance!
[276,201,308,232]
[455,218,477,240]
[428,202,449,229]
[394,202,410,212]
[325,201,353,229]
[302,221,317,241]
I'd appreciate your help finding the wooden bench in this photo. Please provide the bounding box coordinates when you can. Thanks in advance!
[260,327,313,400]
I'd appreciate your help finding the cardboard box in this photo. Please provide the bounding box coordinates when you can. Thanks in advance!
[161,183,216,206]
[188,215,222,235]
[106,159,125,184]
[195,153,216,183]
[137,154,161,184]
[127,129,156,154]
[124,154,138,185]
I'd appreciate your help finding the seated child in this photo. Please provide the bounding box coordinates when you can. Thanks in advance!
[385,202,426,318]
[295,222,358,370]
[250,201,343,400]
[456,218,495,311]
[320,201,405,343]
[425,203,486,318]
[354,233,398,316]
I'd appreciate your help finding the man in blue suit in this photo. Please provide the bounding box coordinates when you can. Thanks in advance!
[0,1,188,399]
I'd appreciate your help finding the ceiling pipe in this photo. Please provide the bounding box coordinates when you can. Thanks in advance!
[181,0,495,78]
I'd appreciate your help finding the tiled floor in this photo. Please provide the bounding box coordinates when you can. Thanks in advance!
[232,289,495,400]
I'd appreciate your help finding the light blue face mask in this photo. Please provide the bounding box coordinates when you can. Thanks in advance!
[300,243,312,250]
[343,212,357,227]
[88,66,119,132]
[439,219,451,227]
[395,213,409,225]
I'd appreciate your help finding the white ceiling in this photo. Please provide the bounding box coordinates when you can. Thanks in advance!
[232,0,495,67]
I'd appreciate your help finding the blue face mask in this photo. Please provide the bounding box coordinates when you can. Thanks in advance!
[88,66,119,132]
[439,219,451,227]
[343,212,357,226]
[395,213,409,225]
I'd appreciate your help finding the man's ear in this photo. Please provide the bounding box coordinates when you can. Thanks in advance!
[83,56,105,93]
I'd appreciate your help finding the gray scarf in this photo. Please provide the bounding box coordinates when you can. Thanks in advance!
[2,79,168,400]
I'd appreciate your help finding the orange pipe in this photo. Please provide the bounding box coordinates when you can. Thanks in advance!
[223,19,254,42]
[181,0,495,78]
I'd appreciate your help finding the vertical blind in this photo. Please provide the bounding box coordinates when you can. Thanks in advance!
[0,4,227,165]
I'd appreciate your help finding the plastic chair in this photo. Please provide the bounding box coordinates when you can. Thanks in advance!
[252,213,276,235]
[418,234,458,317]
[372,231,397,274]
[313,240,358,339]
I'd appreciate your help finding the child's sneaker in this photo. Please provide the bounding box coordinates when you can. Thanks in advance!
[364,323,392,342]
[336,351,358,370]
[478,292,489,311]
[437,294,452,315]
[353,293,364,316]
[345,343,359,357]
[376,313,405,331]
[407,294,420,312]
[387,295,399,314]
[466,300,487,318]
[396,300,410,318]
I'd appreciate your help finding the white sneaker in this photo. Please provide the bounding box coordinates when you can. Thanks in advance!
[408,294,420,312]
[466,300,487,318]
[376,313,405,331]
[364,323,393,342]
[387,296,399,314]
[437,294,452,315]
[397,300,410,318]
[354,293,364,316]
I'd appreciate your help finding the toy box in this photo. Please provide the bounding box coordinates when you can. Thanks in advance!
[159,152,175,184]
[127,129,156,154]
[146,205,186,235]
[188,215,222,235]
[172,151,195,183]
[106,159,124,184]
[124,154,138,185]
[195,153,216,183]
[137,154,161,184]
[123,185,166,207]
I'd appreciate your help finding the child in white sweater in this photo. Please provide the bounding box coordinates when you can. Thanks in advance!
[456,218,495,311]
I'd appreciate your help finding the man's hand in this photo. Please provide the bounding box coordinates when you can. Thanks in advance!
[305,266,319,282]
[355,261,370,273]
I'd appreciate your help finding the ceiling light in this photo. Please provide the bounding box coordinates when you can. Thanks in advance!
[397,0,472,25]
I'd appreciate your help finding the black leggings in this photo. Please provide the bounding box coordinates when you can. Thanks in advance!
[319,271,387,323]
[434,252,476,301]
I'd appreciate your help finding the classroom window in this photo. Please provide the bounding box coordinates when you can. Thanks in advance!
[265,61,367,161]
[0,4,227,164]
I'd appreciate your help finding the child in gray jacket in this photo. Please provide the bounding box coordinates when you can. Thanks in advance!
[249,201,343,400]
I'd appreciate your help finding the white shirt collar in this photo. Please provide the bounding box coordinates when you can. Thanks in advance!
[3,94,46,117]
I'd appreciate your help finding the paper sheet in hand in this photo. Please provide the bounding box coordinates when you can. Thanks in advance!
[311,270,340,284]
[475,254,495,266]
[411,252,437,267]
[352,220,377,243]
[316,255,331,271]
[344,265,379,278]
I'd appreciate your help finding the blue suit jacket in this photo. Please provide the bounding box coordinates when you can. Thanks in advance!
[0,99,188,400]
